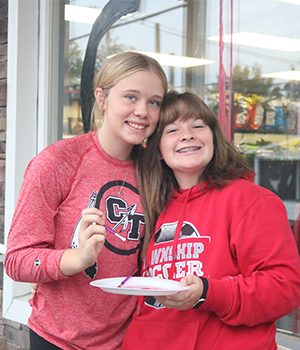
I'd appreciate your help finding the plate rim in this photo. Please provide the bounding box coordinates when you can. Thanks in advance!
[90,276,190,296]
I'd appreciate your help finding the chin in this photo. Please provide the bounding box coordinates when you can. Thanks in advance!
[127,136,145,145]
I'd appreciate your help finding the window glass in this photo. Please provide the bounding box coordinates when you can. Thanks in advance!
[63,0,300,334]
[63,0,188,137]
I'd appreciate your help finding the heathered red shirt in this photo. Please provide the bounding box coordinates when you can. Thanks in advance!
[5,132,145,350]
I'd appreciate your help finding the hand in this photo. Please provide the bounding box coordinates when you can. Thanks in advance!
[77,208,107,268]
[155,275,204,310]
[59,208,107,276]
[31,283,37,295]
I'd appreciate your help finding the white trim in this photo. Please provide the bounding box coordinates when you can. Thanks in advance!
[38,0,62,150]
[0,244,5,255]
[3,0,58,324]
[37,0,52,151]
[3,275,31,325]
[5,0,38,235]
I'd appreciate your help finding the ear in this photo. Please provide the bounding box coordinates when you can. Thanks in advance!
[94,87,105,110]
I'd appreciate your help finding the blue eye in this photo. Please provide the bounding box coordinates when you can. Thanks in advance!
[150,100,161,107]
[126,95,136,101]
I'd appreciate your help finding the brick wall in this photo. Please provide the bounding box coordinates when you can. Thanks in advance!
[0,1,7,243]
[0,1,30,349]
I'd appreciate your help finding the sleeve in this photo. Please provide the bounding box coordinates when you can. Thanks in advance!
[4,146,70,283]
[201,193,300,327]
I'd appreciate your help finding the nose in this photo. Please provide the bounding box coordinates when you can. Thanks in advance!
[180,128,195,141]
[134,101,148,118]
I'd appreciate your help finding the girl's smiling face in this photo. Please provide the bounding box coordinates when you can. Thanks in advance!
[96,70,164,159]
[159,117,214,189]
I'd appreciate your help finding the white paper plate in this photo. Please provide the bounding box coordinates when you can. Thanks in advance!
[90,277,190,296]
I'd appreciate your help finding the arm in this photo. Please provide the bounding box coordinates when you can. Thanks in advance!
[202,194,300,326]
[5,151,66,283]
[4,147,106,282]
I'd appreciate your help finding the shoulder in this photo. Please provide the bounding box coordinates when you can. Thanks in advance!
[209,177,284,206]
[42,132,95,158]
[32,132,95,166]
[24,133,97,183]
[220,178,286,209]
[225,178,275,195]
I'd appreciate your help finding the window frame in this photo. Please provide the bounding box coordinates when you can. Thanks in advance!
[3,0,63,324]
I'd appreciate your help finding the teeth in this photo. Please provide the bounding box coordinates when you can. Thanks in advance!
[178,147,200,153]
[127,122,145,130]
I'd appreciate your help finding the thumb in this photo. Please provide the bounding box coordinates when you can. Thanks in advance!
[180,274,198,286]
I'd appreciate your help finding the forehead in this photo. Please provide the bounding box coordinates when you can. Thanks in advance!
[112,70,165,95]
[163,101,203,126]
[167,116,203,125]
[121,70,161,84]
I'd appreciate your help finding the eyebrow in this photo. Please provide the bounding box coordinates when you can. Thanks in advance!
[123,89,140,94]
[123,89,163,99]
[152,95,164,100]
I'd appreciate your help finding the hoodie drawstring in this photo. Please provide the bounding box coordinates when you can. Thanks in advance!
[136,188,192,316]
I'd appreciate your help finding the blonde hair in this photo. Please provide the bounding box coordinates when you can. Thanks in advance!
[90,51,168,130]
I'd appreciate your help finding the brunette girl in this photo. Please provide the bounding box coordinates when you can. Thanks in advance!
[123,91,300,350]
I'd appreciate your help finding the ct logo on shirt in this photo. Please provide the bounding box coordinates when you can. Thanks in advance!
[96,181,145,254]
[70,182,145,279]
[105,197,143,241]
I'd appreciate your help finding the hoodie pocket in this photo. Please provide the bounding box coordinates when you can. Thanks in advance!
[122,320,200,350]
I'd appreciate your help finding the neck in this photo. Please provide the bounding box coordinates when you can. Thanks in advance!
[174,172,200,190]
[97,129,133,160]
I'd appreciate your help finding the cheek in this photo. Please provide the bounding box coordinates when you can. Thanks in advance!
[150,117,160,132]
[102,98,109,115]
[208,136,214,161]
[151,109,160,125]
[208,148,214,163]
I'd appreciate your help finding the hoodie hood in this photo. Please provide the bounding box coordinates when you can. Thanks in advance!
[172,172,255,203]
[172,182,209,202]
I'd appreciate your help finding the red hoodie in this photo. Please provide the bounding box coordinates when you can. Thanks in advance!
[123,178,300,350]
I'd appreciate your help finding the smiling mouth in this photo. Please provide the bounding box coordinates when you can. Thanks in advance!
[126,121,146,130]
[177,147,200,153]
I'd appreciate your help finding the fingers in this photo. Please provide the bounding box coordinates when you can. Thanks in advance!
[156,290,191,310]
[81,221,107,240]
[76,231,106,271]
[31,283,37,295]
[81,208,105,227]
[155,275,204,310]
[80,208,107,242]
[60,208,108,276]
[76,208,108,268]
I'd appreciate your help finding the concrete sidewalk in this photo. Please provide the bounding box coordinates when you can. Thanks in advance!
[277,331,300,350]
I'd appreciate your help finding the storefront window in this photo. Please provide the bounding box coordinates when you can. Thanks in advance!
[63,0,300,334]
